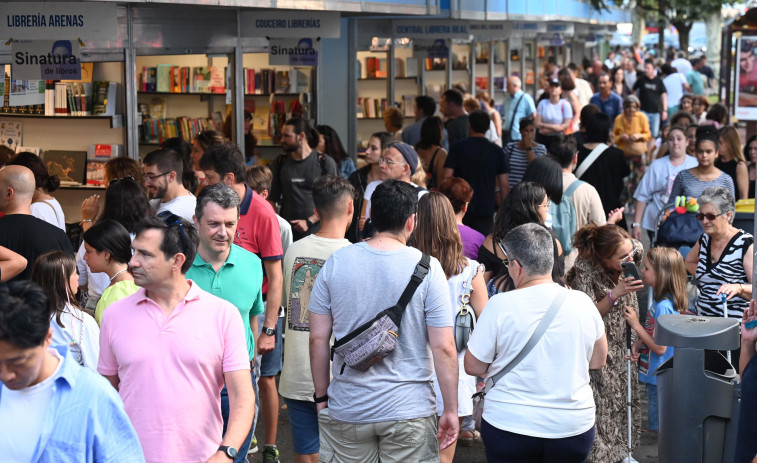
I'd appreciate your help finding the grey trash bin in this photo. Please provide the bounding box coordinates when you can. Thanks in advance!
[655,314,741,463]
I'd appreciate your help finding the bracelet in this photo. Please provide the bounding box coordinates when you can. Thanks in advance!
[607,290,618,306]
[306,218,314,228]
[81,219,93,223]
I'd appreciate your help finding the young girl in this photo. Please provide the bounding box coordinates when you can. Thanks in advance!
[624,246,688,432]
[31,251,100,370]
[83,219,138,325]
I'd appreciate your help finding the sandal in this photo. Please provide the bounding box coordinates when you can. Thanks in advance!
[458,430,480,447]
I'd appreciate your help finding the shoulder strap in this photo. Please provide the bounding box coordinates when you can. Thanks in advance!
[575,144,609,179]
[487,287,567,388]
[564,179,584,198]
[396,254,431,310]
[506,93,526,138]
[37,199,59,221]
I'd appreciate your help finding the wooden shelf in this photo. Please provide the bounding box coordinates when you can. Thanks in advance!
[0,113,123,128]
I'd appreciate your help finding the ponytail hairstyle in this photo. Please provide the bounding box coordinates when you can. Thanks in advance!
[8,152,60,193]
[645,247,688,313]
[285,117,320,149]
[83,219,133,265]
[572,223,631,273]
[30,251,82,328]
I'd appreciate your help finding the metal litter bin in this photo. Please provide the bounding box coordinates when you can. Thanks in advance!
[655,314,741,463]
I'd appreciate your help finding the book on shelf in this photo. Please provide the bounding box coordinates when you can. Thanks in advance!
[475,77,489,92]
[141,67,157,92]
[192,67,211,93]
[86,160,107,186]
[401,95,414,118]
[156,64,172,93]
[209,67,225,94]
[0,121,22,151]
[92,81,117,116]
[141,116,216,145]
[87,144,123,160]
[405,58,418,78]
[394,58,405,78]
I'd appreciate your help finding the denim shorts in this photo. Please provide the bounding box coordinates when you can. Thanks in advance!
[256,315,283,377]
[284,398,320,454]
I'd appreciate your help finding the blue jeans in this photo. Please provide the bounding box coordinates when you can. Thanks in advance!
[642,111,661,138]
[221,369,257,461]
[646,382,659,431]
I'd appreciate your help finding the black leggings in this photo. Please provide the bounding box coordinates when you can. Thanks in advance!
[481,418,595,463]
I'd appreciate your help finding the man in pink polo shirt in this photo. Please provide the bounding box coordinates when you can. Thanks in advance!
[98,213,254,463]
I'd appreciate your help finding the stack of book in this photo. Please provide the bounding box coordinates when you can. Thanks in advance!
[243,68,310,94]
[356,97,388,119]
[139,65,221,94]
[141,116,216,144]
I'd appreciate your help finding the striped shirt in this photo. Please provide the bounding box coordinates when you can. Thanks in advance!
[505,142,547,186]
[0,345,144,462]
[669,169,735,200]
[695,231,754,318]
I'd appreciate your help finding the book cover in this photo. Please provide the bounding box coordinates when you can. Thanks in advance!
[405,58,418,78]
[86,160,106,186]
[156,64,172,93]
[192,67,211,93]
[209,67,225,94]
[44,150,87,185]
[0,121,22,151]
[274,71,290,94]
[92,81,117,116]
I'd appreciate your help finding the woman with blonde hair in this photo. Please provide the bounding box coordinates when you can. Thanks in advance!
[409,192,488,460]
[718,125,749,200]
[476,91,503,141]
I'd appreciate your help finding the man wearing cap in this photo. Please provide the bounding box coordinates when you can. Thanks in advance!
[378,141,428,198]
[442,110,509,235]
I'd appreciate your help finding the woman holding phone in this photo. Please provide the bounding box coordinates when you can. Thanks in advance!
[566,224,645,462]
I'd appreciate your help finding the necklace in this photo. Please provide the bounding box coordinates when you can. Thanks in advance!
[110,267,129,283]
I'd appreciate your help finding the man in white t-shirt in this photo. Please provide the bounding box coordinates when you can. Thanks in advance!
[143,148,196,222]
[465,223,607,461]
[279,175,354,463]
[0,280,143,462]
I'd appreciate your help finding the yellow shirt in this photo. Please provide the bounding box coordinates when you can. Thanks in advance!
[613,112,651,157]
[95,280,140,325]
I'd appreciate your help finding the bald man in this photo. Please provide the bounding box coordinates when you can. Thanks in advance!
[0,165,72,281]
[503,76,536,143]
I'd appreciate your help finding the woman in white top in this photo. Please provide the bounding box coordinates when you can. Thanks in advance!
[465,223,608,462]
[8,152,65,230]
[632,125,699,242]
[534,78,573,146]
[30,251,99,370]
[409,192,488,462]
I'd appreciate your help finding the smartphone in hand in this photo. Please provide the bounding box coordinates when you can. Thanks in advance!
[620,262,642,281]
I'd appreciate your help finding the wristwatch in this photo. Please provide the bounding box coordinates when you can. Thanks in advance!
[313,392,329,403]
[306,217,314,228]
[262,326,276,336]
[218,446,238,459]
[632,222,641,228]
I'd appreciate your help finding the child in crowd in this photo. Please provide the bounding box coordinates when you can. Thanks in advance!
[624,246,688,432]
[30,251,100,370]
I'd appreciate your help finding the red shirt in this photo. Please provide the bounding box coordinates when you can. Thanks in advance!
[233,185,284,295]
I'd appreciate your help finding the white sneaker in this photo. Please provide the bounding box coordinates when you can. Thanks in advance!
[248,436,258,454]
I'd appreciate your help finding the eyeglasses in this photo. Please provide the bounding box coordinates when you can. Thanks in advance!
[109,176,135,186]
[158,211,189,253]
[145,171,170,182]
[539,199,552,209]
[696,212,723,222]
[502,253,518,268]
[620,252,634,264]
[379,157,406,166]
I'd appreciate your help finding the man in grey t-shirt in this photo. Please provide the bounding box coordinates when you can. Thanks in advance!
[309,180,459,462]
[441,89,469,147]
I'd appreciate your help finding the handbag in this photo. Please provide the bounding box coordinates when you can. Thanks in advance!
[331,254,430,373]
[472,287,567,429]
[454,264,477,352]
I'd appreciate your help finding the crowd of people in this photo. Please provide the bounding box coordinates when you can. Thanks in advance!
[1,44,757,463]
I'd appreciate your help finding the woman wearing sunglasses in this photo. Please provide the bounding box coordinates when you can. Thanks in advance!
[669,125,736,200]
[684,186,753,372]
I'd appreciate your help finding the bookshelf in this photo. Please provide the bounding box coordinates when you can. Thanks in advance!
[242,52,312,161]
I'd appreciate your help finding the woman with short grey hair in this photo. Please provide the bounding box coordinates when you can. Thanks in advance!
[685,186,753,371]
[465,223,608,462]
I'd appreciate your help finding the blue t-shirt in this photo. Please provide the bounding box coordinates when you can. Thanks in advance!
[639,296,677,385]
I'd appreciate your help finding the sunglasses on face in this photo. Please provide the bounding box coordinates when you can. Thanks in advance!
[696,212,723,222]
[109,176,135,186]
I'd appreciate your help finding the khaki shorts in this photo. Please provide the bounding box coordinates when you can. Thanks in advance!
[317,409,440,463]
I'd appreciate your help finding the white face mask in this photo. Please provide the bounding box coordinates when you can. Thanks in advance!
[545,209,553,229]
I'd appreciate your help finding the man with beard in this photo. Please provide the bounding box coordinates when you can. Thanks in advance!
[98,213,254,462]
[187,183,264,461]
[269,118,338,241]
[143,148,196,222]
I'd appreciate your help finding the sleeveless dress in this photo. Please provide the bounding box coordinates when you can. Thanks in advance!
[695,230,753,318]
[433,258,482,417]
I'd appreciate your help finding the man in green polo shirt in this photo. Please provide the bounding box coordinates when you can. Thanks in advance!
[187,183,263,462]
